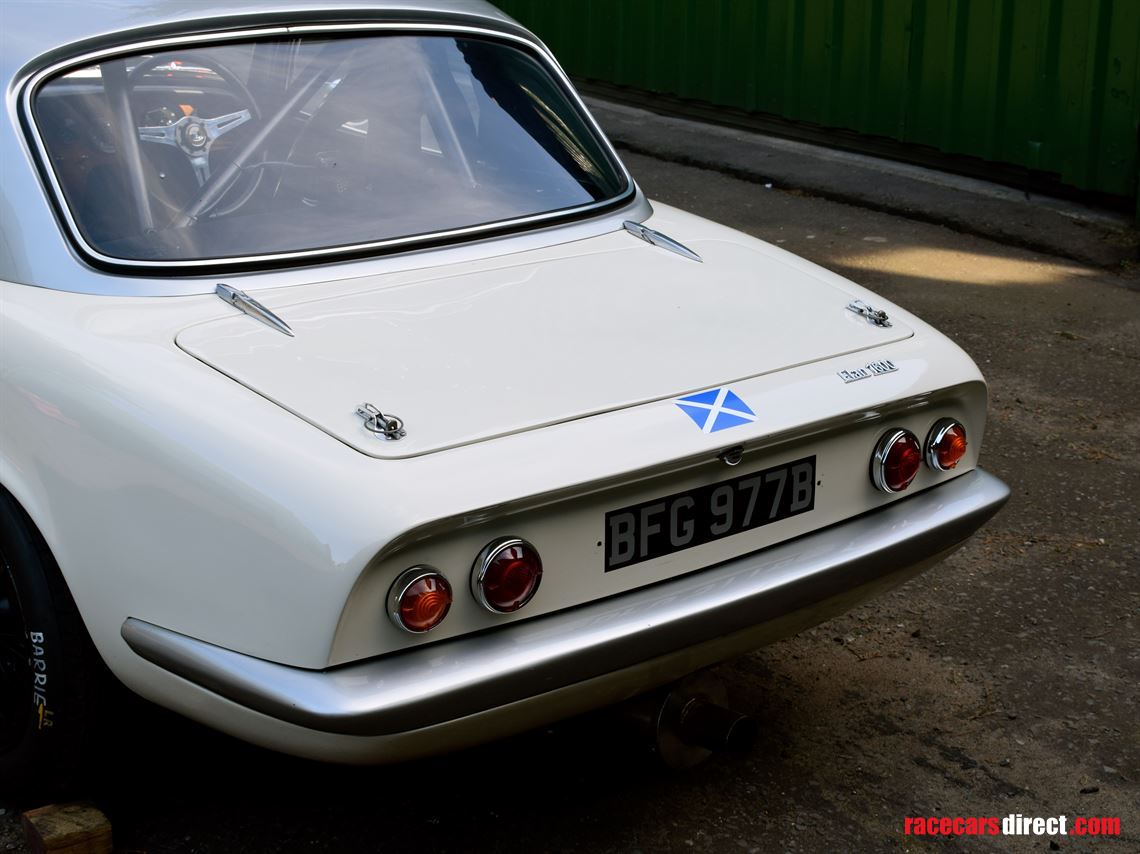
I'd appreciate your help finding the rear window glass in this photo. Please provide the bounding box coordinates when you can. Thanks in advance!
[31,33,628,264]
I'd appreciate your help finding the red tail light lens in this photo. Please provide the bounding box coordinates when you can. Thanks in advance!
[926,419,968,471]
[871,428,922,493]
[472,538,543,613]
[388,568,452,633]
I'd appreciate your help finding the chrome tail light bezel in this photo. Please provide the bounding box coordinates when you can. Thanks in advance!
[925,418,968,472]
[871,428,922,493]
[471,536,543,614]
[387,566,453,633]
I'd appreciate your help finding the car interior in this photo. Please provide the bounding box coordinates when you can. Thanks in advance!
[32,34,627,262]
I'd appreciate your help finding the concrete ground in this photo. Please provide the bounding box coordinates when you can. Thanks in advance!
[3,151,1138,853]
[587,99,1140,269]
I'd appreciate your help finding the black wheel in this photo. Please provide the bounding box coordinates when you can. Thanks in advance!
[0,546,31,753]
[0,491,106,799]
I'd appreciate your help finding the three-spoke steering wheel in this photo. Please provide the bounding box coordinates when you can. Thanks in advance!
[131,53,262,216]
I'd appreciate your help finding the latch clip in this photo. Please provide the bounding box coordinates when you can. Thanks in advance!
[847,299,892,328]
[356,403,406,440]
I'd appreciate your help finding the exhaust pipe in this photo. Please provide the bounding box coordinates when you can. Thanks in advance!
[624,671,758,768]
[673,696,758,754]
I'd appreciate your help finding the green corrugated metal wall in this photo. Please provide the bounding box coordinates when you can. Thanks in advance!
[496,0,1140,208]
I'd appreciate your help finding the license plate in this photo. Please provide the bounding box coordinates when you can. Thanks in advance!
[604,456,816,571]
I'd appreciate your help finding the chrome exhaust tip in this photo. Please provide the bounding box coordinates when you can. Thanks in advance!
[673,696,758,755]
[624,671,758,768]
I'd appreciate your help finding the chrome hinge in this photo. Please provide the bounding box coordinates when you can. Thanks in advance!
[216,283,294,337]
[846,299,892,328]
[356,403,406,440]
[623,220,702,262]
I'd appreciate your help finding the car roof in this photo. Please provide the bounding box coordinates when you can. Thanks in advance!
[1,0,527,85]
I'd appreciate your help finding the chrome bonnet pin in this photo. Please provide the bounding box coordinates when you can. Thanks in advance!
[846,299,892,328]
[356,403,406,440]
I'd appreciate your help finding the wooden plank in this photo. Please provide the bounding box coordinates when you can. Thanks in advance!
[20,803,112,854]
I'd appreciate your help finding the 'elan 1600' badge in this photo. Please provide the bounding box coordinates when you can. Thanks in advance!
[838,359,898,384]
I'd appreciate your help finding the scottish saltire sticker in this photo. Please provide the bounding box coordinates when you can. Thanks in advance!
[675,388,757,433]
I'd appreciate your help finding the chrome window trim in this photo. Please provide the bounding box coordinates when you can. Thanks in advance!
[19,22,637,272]
[0,196,651,296]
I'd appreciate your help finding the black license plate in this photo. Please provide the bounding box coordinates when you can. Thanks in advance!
[604,455,816,571]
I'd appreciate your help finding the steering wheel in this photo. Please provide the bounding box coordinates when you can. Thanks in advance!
[130,52,263,218]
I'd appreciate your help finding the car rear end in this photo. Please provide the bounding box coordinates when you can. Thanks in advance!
[122,211,1009,760]
[1,0,1008,764]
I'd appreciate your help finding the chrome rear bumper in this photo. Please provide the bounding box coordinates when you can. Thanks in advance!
[123,469,1009,739]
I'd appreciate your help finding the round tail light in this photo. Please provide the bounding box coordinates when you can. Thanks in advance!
[472,538,543,613]
[388,567,452,633]
[871,428,922,493]
[926,419,968,471]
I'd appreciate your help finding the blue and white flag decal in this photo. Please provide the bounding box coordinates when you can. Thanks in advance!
[675,388,757,433]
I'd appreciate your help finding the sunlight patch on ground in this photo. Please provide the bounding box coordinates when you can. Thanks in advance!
[838,246,1097,286]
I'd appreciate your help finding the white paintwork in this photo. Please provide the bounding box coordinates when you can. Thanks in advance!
[0,201,991,756]
[0,4,996,763]
[0,203,986,667]
[179,234,912,457]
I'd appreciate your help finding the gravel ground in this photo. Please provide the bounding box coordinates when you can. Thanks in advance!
[3,152,1137,853]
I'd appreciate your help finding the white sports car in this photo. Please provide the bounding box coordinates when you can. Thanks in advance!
[0,0,1008,787]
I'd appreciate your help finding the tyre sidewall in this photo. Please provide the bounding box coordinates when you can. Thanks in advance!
[0,497,87,796]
